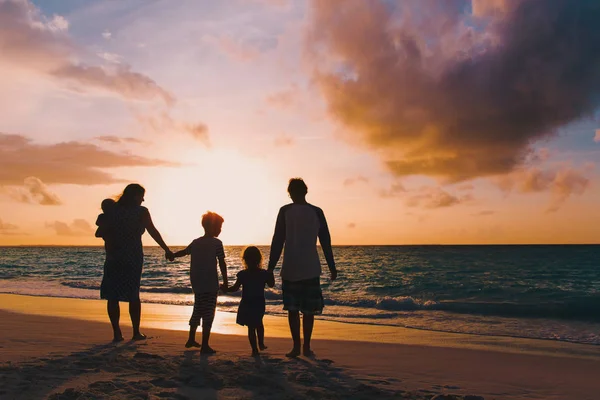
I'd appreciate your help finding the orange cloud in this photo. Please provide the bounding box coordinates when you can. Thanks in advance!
[135,112,210,145]
[45,219,93,236]
[0,133,177,185]
[265,86,299,109]
[5,176,62,205]
[307,0,600,182]
[343,176,369,187]
[0,218,19,235]
[95,136,147,145]
[273,135,294,147]
[405,186,473,209]
[0,0,173,104]
[497,166,591,212]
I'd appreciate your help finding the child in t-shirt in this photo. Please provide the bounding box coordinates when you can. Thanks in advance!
[169,211,228,354]
[226,246,275,356]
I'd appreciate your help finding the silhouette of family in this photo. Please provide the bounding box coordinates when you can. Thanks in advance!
[95,178,337,357]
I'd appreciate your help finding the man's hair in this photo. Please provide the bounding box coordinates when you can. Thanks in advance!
[287,178,307,197]
[201,211,224,231]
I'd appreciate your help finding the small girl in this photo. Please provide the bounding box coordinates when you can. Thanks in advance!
[226,246,275,356]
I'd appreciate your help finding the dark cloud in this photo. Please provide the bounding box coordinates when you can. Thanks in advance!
[307,0,600,181]
[45,219,93,236]
[0,133,177,185]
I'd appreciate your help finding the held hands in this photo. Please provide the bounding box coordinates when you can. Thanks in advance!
[219,283,229,292]
[165,250,175,262]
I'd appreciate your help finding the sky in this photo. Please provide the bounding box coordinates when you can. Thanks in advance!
[1,0,600,246]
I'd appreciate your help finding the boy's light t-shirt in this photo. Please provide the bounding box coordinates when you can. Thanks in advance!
[184,236,225,293]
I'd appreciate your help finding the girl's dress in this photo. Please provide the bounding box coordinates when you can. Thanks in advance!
[236,269,270,327]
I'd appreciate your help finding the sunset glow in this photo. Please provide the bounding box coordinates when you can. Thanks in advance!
[1,0,600,246]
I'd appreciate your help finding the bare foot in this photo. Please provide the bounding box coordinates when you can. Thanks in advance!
[112,336,124,343]
[251,349,260,357]
[131,333,147,341]
[285,348,301,358]
[201,346,216,354]
[259,343,268,351]
[303,348,315,358]
[185,341,201,348]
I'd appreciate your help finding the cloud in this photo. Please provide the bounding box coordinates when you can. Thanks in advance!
[497,166,592,211]
[0,218,19,235]
[472,210,495,216]
[266,86,299,109]
[347,222,356,229]
[217,36,262,62]
[343,176,369,186]
[6,176,62,205]
[595,129,600,143]
[307,0,600,182]
[97,52,122,64]
[379,182,406,198]
[405,186,473,209]
[0,133,176,185]
[45,219,93,236]
[273,135,294,147]
[135,112,210,145]
[102,30,112,40]
[95,136,146,144]
[0,0,172,104]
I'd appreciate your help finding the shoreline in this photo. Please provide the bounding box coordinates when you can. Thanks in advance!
[2,295,600,399]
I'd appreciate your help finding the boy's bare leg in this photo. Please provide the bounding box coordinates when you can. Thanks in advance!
[201,323,216,354]
[302,314,315,357]
[107,300,123,342]
[286,311,301,357]
[186,325,201,348]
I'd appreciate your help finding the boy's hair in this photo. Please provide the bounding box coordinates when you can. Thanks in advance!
[101,198,116,212]
[242,246,262,270]
[287,178,307,197]
[201,211,224,232]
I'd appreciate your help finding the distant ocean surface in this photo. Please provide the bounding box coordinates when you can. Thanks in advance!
[1,245,600,345]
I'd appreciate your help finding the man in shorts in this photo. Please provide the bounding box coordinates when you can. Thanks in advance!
[268,178,337,358]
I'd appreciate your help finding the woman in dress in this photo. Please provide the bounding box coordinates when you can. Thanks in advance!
[99,183,173,342]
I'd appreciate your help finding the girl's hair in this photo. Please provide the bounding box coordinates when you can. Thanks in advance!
[242,246,262,270]
[116,183,145,207]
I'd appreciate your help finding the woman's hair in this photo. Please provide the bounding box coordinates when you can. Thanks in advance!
[242,246,262,270]
[117,183,145,207]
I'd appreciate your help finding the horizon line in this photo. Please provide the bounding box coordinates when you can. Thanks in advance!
[1,243,600,247]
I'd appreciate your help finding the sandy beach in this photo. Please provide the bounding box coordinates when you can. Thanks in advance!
[1,294,600,399]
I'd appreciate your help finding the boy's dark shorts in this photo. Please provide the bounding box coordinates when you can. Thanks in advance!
[282,277,324,315]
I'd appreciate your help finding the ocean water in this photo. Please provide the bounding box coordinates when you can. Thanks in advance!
[1,245,600,345]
